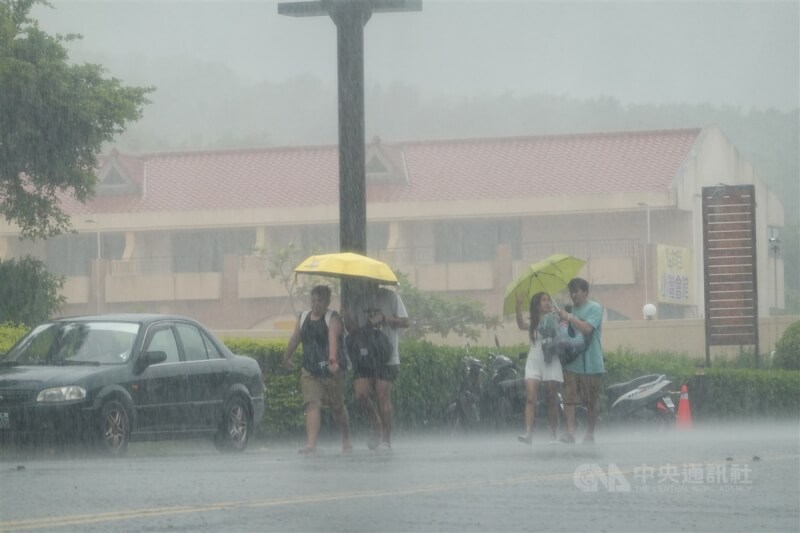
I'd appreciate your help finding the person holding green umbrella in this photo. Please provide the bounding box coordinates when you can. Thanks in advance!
[556,277,605,445]
[515,291,564,444]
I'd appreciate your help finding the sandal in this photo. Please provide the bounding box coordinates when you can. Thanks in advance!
[298,446,317,454]
[558,433,576,444]
[517,433,533,445]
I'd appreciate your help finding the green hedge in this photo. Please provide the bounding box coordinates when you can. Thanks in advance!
[224,338,798,438]
[222,337,469,438]
[2,324,797,438]
[0,323,27,354]
[773,320,800,370]
[693,368,800,418]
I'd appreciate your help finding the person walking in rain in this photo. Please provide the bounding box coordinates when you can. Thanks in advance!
[344,281,409,451]
[515,291,564,444]
[556,277,604,444]
[283,285,352,454]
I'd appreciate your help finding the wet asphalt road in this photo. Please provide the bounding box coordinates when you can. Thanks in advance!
[1,421,798,532]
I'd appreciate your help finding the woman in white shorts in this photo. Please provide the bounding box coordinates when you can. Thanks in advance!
[515,291,563,444]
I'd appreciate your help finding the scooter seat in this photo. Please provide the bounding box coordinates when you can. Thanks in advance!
[606,374,665,394]
[498,378,524,392]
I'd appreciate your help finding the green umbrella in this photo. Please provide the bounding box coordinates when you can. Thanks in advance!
[503,253,586,315]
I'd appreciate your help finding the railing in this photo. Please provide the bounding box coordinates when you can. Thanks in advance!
[239,255,270,272]
[108,257,172,275]
[377,240,637,266]
[377,247,435,265]
[108,240,638,277]
[522,239,638,261]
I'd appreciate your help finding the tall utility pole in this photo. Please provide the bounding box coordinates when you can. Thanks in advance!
[85,219,102,314]
[638,202,651,305]
[278,0,421,308]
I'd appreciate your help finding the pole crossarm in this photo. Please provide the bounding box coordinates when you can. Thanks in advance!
[278,0,421,17]
[278,0,421,309]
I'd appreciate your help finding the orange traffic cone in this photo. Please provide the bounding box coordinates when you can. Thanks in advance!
[676,384,692,429]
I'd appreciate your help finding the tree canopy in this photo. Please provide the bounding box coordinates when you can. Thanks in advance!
[0,0,151,238]
[0,256,65,326]
[395,272,500,342]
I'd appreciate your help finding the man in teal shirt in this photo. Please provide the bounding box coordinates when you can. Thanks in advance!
[556,277,604,444]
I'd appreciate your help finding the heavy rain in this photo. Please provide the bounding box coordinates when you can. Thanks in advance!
[0,1,798,531]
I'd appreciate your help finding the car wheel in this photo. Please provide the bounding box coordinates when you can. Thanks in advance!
[98,400,130,456]
[214,396,252,453]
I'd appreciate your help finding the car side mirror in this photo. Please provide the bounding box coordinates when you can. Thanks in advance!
[136,350,167,372]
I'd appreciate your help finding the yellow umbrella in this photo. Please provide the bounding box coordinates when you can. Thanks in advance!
[294,252,399,285]
[503,253,586,315]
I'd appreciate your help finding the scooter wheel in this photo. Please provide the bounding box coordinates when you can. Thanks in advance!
[494,397,513,431]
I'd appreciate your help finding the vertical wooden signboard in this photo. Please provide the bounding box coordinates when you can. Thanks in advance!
[702,184,759,367]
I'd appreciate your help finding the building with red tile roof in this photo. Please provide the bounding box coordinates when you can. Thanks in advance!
[0,125,784,333]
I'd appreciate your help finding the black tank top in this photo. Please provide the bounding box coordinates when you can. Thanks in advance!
[301,314,329,374]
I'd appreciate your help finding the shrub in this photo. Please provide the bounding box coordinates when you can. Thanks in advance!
[773,321,800,370]
[222,337,302,437]
[694,368,800,418]
[224,335,800,439]
[0,322,28,354]
[0,257,66,326]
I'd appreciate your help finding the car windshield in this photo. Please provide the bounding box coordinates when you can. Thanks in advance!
[2,321,140,365]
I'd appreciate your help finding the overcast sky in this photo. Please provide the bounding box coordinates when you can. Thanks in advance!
[35,0,799,111]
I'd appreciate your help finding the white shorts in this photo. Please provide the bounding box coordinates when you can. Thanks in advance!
[524,339,564,382]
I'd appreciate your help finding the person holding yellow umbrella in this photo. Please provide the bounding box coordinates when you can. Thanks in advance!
[283,285,352,454]
[294,252,409,451]
[343,281,409,452]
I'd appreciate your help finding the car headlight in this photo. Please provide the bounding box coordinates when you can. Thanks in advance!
[36,386,87,403]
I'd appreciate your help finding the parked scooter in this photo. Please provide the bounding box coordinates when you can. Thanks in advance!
[447,338,586,434]
[444,344,485,433]
[604,374,677,426]
[482,337,525,430]
[481,338,582,433]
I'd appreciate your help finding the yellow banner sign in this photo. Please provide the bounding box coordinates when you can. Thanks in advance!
[657,245,693,305]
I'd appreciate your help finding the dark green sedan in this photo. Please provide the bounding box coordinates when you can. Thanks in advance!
[0,314,265,455]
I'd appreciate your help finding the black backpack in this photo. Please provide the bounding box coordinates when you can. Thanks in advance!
[299,310,347,376]
[346,325,392,372]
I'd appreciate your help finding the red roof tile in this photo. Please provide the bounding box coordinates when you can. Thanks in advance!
[60,128,702,215]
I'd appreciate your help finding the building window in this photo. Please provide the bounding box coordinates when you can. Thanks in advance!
[434,219,520,263]
[172,229,255,273]
[46,233,124,276]
[300,225,339,254]
[367,223,389,256]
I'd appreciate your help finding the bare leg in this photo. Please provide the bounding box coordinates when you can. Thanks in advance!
[303,400,321,451]
[585,388,599,440]
[545,381,559,439]
[523,379,540,435]
[563,371,576,438]
[375,379,394,447]
[354,377,382,443]
[330,403,352,452]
